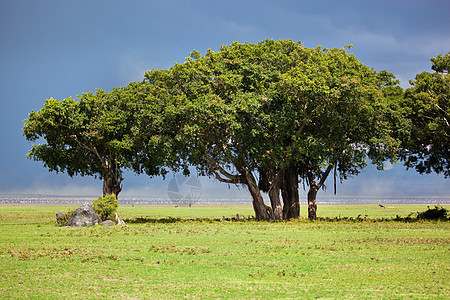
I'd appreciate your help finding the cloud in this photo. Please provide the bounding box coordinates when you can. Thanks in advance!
[359,177,396,197]
[383,161,394,171]
[412,36,450,57]
[223,21,257,35]
[5,183,100,197]
[118,54,148,84]
[350,30,399,50]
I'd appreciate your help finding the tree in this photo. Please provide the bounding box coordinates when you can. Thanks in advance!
[142,46,274,220]
[23,87,138,197]
[269,47,403,219]
[216,41,402,220]
[140,40,402,220]
[119,80,188,181]
[401,52,450,177]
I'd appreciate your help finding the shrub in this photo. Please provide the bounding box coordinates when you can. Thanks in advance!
[57,209,74,226]
[92,194,119,221]
[416,206,449,221]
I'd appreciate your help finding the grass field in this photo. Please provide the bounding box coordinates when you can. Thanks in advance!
[0,205,449,299]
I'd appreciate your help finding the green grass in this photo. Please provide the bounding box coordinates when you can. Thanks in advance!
[0,205,449,299]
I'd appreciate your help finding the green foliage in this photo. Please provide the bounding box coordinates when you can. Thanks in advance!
[401,52,450,177]
[416,206,449,221]
[142,39,404,219]
[57,209,74,227]
[92,194,119,221]
[22,84,175,196]
[23,89,131,196]
[23,39,408,218]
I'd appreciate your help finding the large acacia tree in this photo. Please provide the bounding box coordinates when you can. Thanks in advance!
[401,52,450,177]
[211,41,401,220]
[23,86,150,197]
[141,39,401,220]
[142,47,274,220]
[268,48,403,220]
[126,77,191,181]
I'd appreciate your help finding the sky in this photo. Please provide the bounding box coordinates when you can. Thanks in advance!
[0,0,449,202]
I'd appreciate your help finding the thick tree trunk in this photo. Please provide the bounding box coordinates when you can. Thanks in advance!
[269,182,283,220]
[259,169,283,220]
[243,169,271,221]
[280,178,289,217]
[281,165,300,219]
[205,153,270,221]
[307,185,318,220]
[103,174,122,198]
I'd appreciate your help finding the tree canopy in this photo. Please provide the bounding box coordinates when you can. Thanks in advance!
[400,52,450,177]
[140,40,403,219]
[24,39,446,220]
[23,85,169,197]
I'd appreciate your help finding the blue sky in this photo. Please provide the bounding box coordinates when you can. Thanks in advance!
[1,0,449,201]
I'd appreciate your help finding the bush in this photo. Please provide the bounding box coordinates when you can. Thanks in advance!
[92,194,119,221]
[416,206,449,221]
[57,209,74,226]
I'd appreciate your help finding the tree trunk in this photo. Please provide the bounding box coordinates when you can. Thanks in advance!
[242,169,271,221]
[305,164,334,220]
[205,154,270,221]
[269,183,283,220]
[103,174,122,198]
[281,179,289,218]
[259,168,283,220]
[307,185,318,220]
[281,165,300,219]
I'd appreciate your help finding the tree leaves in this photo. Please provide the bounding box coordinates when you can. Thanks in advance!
[401,52,450,177]
[24,39,425,203]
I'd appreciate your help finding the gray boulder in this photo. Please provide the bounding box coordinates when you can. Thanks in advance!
[101,220,115,226]
[56,212,67,225]
[66,204,101,227]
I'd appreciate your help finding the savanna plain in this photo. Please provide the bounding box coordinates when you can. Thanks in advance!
[0,204,448,299]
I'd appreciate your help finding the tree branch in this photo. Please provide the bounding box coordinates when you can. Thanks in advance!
[318,163,334,189]
[204,151,242,184]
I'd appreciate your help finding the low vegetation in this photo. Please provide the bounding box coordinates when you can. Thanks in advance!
[92,194,119,221]
[416,205,449,221]
[0,204,448,299]
[56,208,74,227]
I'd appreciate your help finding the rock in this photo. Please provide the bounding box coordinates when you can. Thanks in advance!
[56,212,67,225]
[101,220,115,226]
[66,203,101,227]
